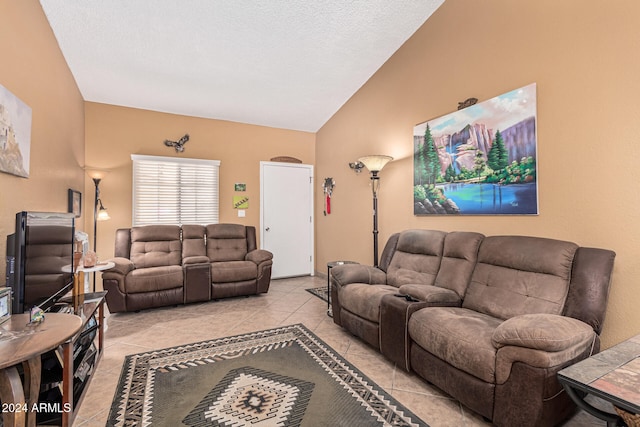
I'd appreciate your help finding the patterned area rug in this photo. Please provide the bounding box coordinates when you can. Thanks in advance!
[107,324,427,427]
[305,286,329,303]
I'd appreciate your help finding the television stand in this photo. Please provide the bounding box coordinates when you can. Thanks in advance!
[39,291,106,426]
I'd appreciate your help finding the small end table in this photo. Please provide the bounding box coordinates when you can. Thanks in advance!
[77,261,115,293]
[326,261,358,317]
[558,333,640,426]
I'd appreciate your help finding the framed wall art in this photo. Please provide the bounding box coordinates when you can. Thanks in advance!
[0,84,32,178]
[413,83,538,215]
[233,196,249,209]
[68,189,82,217]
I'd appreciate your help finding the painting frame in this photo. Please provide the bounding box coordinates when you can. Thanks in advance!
[233,195,249,209]
[0,84,32,178]
[68,189,82,218]
[413,83,538,216]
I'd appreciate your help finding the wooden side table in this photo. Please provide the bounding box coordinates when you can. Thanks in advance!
[0,313,82,427]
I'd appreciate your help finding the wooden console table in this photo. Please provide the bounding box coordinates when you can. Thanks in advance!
[558,333,640,426]
[0,313,82,427]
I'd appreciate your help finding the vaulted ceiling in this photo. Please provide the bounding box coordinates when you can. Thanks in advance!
[40,1,444,132]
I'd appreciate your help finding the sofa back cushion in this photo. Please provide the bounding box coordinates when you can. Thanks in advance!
[435,231,484,298]
[114,228,132,259]
[378,233,400,273]
[130,225,182,268]
[463,235,578,320]
[386,229,446,287]
[182,224,206,258]
[206,224,249,262]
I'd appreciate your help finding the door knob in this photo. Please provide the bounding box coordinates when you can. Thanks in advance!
[266,227,270,231]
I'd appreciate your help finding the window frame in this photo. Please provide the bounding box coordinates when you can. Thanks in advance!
[131,154,221,227]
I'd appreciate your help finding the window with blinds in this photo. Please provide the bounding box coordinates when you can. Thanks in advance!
[131,154,220,226]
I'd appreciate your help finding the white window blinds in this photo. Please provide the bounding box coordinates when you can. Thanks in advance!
[131,154,220,226]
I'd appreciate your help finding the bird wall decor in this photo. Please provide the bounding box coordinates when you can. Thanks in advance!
[164,134,189,152]
[457,97,478,110]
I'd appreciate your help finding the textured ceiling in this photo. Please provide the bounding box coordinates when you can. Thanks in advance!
[39,0,444,132]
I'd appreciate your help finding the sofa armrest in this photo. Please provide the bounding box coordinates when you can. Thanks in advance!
[104,257,135,276]
[183,260,211,303]
[398,284,461,305]
[246,249,273,264]
[183,255,211,265]
[331,264,387,287]
[492,313,595,352]
[492,314,598,384]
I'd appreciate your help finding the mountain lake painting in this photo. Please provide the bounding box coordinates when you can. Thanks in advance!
[414,83,538,215]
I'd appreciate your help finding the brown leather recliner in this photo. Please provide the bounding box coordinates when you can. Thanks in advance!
[102,223,273,312]
[408,236,616,427]
[331,230,616,427]
[102,225,185,312]
[205,224,273,299]
[331,229,484,350]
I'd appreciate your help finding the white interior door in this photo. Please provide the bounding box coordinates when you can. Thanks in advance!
[260,162,314,278]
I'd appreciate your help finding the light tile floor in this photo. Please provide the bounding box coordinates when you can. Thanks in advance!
[74,276,609,426]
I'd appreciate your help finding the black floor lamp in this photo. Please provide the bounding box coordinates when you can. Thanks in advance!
[357,155,393,267]
[92,177,110,290]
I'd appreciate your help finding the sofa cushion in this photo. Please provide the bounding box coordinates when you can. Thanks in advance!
[435,231,484,298]
[211,260,256,283]
[386,230,446,287]
[339,284,398,323]
[182,224,206,259]
[463,236,578,320]
[206,224,249,262]
[207,223,247,239]
[492,313,595,351]
[409,307,503,383]
[130,225,182,268]
[124,265,184,293]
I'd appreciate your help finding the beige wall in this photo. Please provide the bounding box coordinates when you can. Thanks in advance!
[0,0,85,279]
[316,0,640,349]
[3,0,638,349]
[84,103,315,265]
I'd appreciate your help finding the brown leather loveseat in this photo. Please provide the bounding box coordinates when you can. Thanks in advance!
[330,229,615,427]
[102,223,273,312]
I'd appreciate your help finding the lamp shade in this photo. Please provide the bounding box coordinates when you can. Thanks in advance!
[358,155,393,173]
[85,168,110,180]
[97,207,111,221]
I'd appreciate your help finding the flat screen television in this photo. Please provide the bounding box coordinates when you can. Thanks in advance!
[6,211,76,313]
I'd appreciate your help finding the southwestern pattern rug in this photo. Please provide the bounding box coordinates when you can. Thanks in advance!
[305,287,329,303]
[107,324,428,427]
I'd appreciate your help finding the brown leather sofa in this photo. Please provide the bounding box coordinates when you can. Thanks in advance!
[102,224,273,312]
[330,229,616,427]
